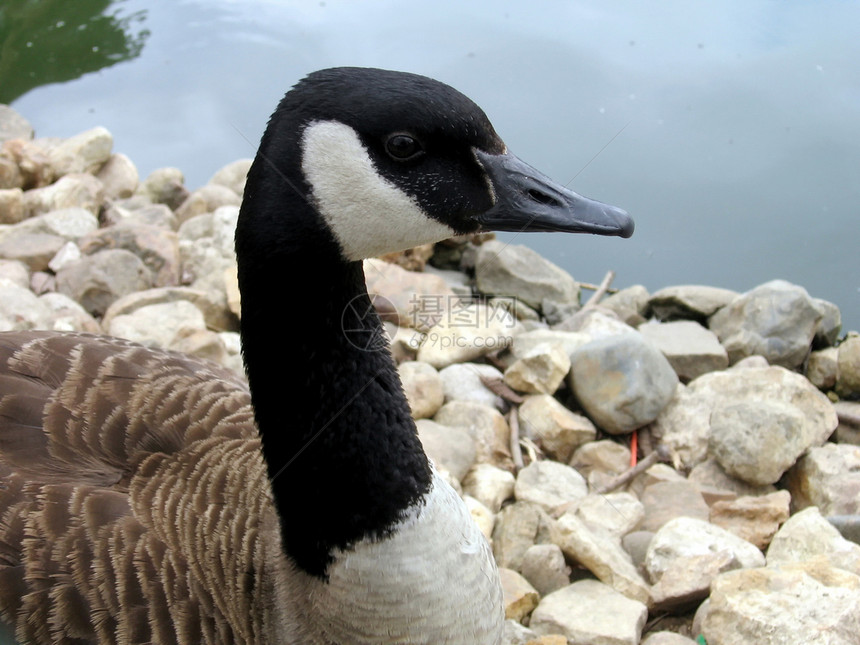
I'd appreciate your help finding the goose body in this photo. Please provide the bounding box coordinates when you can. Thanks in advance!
[0,67,632,644]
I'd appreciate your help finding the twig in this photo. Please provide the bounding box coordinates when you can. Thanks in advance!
[508,409,524,471]
[480,375,525,404]
[595,444,671,495]
[582,270,616,309]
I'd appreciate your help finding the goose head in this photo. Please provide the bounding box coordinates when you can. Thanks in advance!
[237,67,632,266]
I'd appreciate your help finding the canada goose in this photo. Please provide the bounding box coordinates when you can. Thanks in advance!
[0,67,632,644]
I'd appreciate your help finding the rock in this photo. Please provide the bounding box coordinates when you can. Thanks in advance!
[47,241,81,273]
[0,232,65,271]
[551,513,650,603]
[569,332,678,435]
[7,207,99,241]
[637,480,710,533]
[628,463,686,499]
[507,329,590,364]
[102,286,235,333]
[836,334,860,398]
[644,517,765,584]
[474,239,579,311]
[39,292,101,333]
[812,297,842,347]
[653,365,838,471]
[379,242,436,272]
[648,551,736,612]
[709,490,791,550]
[785,443,860,516]
[570,493,644,539]
[136,167,188,210]
[708,400,812,485]
[80,224,180,288]
[0,282,53,331]
[178,207,239,295]
[600,284,650,326]
[0,154,23,190]
[416,303,519,369]
[767,507,860,575]
[398,360,444,419]
[503,619,539,645]
[208,158,252,196]
[0,259,29,288]
[687,457,777,498]
[434,400,512,470]
[492,502,554,570]
[437,362,505,410]
[519,544,570,596]
[174,184,242,224]
[553,307,632,339]
[103,198,177,230]
[47,126,112,176]
[107,300,206,347]
[569,440,630,491]
[499,568,539,622]
[415,419,476,482]
[0,106,34,142]
[363,257,456,329]
[622,531,654,570]
[23,173,104,217]
[709,279,822,368]
[96,153,139,199]
[56,249,153,317]
[529,580,648,645]
[464,495,495,542]
[647,284,738,321]
[834,401,860,445]
[638,319,728,382]
[518,394,596,463]
[514,460,587,512]
[641,632,698,645]
[0,187,23,223]
[504,343,570,395]
[462,463,515,513]
[808,346,839,390]
[702,564,860,645]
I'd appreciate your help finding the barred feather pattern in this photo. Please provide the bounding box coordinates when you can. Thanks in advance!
[0,331,280,645]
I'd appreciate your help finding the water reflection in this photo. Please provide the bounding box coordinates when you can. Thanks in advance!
[0,0,149,103]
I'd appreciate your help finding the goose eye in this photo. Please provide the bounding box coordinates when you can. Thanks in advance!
[385,134,423,161]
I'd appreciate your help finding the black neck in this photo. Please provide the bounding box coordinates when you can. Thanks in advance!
[236,159,431,578]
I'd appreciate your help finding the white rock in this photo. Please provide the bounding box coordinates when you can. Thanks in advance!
[0,282,53,331]
[47,126,113,176]
[638,319,728,381]
[108,300,207,349]
[23,173,104,217]
[785,443,860,516]
[767,507,860,575]
[415,419,476,482]
[417,303,520,368]
[462,463,515,513]
[518,394,596,463]
[48,241,82,273]
[208,158,252,196]
[514,460,587,512]
[96,152,139,199]
[503,342,570,394]
[398,360,444,419]
[437,362,505,409]
[434,400,512,470]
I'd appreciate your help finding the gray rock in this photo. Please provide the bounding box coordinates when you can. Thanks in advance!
[96,152,139,199]
[834,401,860,446]
[569,332,678,435]
[836,334,860,398]
[647,284,738,321]
[462,463,514,513]
[23,173,104,217]
[644,517,765,584]
[785,443,860,516]
[13,207,99,241]
[570,492,644,539]
[709,400,812,486]
[492,501,553,570]
[553,307,633,339]
[47,126,112,177]
[0,282,53,331]
[569,440,630,491]
[767,507,860,575]
[514,460,587,512]
[518,394,596,463]
[637,480,710,533]
[709,490,791,550]
[474,239,579,311]
[0,105,34,142]
[529,579,648,644]
[415,419,476,482]
[208,158,252,196]
[709,279,822,368]
[600,284,650,326]
[648,550,736,612]
[812,297,842,347]
[628,463,687,500]
[0,187,23,223]
[39,292,100,333]
[519,544,570,596]
[653,365,838,470]
[687,457,777,498]
[56,249,153,317]
[702,564,860,645]
[622,531,654,571]
[434,400,513,470]
[136,167,188,210]
[103,198,178,230]
[808,346,839,390]
[0,232,65,271]
[437,362,505,409]
[80,224,180,288]
[175,184,242,224]
[398,360,444,419]
[503,342,570,394]
[638,319,728,382]
[507,328,590,364]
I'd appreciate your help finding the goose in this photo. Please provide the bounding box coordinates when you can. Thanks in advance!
[0,67,633,644]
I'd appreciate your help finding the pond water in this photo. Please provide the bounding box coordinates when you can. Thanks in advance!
[4,0,860,333]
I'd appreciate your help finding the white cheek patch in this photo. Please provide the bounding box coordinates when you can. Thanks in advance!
[301,120,456,261]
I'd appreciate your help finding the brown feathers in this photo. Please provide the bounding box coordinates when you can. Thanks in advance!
[0,331,276,645]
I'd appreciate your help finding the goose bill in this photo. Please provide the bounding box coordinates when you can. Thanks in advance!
[474,149,634,238]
